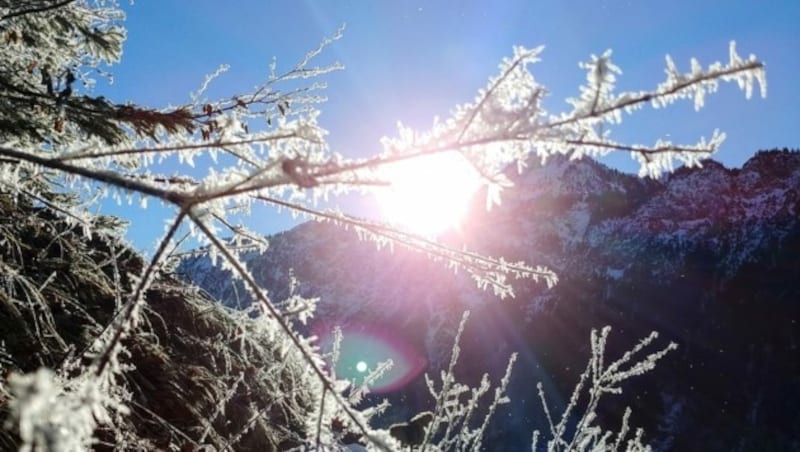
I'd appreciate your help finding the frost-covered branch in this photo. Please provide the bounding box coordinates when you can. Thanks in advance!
[0,0,77,21]
[91,211,186,378]
[417,312,517,451]
[255,195,557,296]
[375,41,764,188]
[534,327,678,451]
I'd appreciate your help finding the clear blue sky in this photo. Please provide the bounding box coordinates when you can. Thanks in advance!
[98,1,800,251]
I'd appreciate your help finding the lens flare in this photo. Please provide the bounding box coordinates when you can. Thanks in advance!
[313,320,427,393]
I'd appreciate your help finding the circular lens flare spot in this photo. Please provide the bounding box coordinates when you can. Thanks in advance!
[313,320,427,393]
[375,151,481,235]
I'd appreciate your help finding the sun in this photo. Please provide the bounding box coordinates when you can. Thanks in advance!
[375,151,481,235]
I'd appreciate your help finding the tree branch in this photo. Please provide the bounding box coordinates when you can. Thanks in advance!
[0,146,187,204]
[0,0,76,22]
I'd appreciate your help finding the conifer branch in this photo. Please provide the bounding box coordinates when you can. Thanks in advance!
[0,0,77,21]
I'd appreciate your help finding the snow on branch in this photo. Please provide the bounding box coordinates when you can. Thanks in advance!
[372,41,765,190]
[533,327,678,451]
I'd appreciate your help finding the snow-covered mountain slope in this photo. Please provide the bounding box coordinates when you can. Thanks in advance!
[179,149,800,451]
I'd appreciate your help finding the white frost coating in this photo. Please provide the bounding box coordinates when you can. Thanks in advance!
[8,368,119,452]
[380,41,764,190]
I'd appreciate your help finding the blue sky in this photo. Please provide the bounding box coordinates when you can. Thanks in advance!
[99,1,800,251]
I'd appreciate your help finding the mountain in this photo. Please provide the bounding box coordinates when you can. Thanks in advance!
[179,149,800,451]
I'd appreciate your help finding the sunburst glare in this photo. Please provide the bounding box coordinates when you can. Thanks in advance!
[375,151,481,235]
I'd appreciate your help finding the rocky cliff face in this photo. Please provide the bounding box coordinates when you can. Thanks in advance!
[179,149,800,451]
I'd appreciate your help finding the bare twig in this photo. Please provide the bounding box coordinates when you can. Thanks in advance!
[93,211,186,377]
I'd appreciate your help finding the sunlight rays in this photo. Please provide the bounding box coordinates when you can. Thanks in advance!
[375,151,481,235]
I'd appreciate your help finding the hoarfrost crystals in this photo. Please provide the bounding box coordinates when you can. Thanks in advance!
[8,368,118,452]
